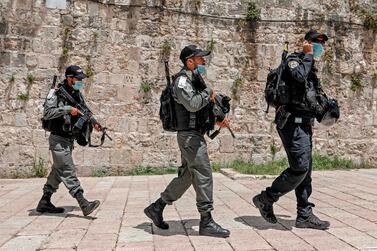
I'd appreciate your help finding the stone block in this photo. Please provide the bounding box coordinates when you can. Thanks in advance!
[26,54,38,67]
[12,0,33,10]
[219,134,235,153]
[0,22,8,35]
[37,55,57,69]
[11,53,25,67]
[88,1,99,17]
[0,52,11,66]
[46,0,66,9]
[61,14,74,26]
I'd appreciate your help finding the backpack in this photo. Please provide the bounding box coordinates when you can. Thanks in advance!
[159,61,177,131]
[264,42,291,113]
[159,84,177,131]
[41,76,58,131]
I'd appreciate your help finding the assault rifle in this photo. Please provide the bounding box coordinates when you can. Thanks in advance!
[208,94,235,140]
[55,78,112,147]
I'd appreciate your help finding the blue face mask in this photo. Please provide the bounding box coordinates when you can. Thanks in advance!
[194,65,206,75]
[72,81,84,90]
[312,43,324,59]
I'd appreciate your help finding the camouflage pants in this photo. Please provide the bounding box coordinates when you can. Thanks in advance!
[161,130,214,213]
[43,134,83,197]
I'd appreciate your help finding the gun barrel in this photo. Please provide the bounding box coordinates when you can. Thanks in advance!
[164,61,171,86]
[227,126,236,138]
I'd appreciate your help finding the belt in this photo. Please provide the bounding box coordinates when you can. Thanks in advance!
[51,131,74,140]
[288,116,314,125]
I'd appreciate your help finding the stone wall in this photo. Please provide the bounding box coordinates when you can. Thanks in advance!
[0,0,376,177]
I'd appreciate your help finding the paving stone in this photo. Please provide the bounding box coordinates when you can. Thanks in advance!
[1,172,377,250]
[0,235,47,251]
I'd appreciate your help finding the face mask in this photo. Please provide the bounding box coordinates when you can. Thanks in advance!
[194,64,206,75]
[72,81,84,90]
[312,42,324,59]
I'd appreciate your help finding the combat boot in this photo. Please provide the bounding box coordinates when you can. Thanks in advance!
[296,214,330,230]
[252,191,277,224]
[36,192,65,214]
[199,212,230,238]
[75,191,100,216]
[144,198,169,229]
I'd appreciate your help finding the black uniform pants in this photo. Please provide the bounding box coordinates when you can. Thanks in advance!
[266,119,314,218]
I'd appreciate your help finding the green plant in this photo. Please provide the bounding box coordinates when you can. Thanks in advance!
[9,75,15,83]
[372,73,377,88]
[161,40,173,59]
[27,73,35,85]
[231,77,244,102]
[123,166,177,176]
[321,78,329,86]
[64,26,72,37]
[140,81,152,93]
[85,67,94,77]
[236,19,246,31]
[62,47,69,58]
[270,141,277,160]
[211,163,227,172]
[17,93,29,101]
[350,73,363,92]
[206,38,217,52]
[92,31,98,40]
[363,11,377,30]
[246,2,261,22]
[194,0,201,10]
[373,73,377,81]
[322,50,334,74]
[230,153,374,175]
[33,157,48,178]
[92,167,109,177]
[11,169,28,179]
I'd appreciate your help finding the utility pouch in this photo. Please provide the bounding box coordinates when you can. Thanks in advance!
[62,114,71,132]
[275,106,291,129]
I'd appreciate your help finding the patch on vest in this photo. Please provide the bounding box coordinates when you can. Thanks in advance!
[46,89,56,104]
[177,76,187,88]
[288,60,299,69]
[177,76,193,93]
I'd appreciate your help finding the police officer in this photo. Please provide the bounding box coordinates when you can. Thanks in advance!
[144,45,230,238]
[36,65,100,216]
[253,30,331,230]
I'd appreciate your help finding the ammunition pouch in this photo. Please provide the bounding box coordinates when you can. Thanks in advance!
[72,114,92,146]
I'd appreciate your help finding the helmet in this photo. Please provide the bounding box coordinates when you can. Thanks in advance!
[319,98,340,126]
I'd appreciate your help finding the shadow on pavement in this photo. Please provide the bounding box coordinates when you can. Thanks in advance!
[234,215,295,230]
[135,218,200,236]
[27,206,97,220]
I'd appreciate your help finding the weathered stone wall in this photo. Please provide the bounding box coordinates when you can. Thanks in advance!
[0,0,376,177]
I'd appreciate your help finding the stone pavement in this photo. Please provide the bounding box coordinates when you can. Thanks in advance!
[1,169,377,251]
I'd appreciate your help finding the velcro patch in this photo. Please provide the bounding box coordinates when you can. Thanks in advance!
[288,60,299,69]
[47,89,55,99]
[177,76,188,88]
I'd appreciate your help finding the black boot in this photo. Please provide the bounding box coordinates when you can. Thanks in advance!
[75,191,100,216]
[199,212,230,238]
[144,198,169,229]
[36,192,65,214]
[252,191,277,224]
[296,214,330,230]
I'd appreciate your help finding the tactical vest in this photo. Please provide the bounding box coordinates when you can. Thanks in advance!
[45,84,81,137]
[173,69,214,133]
[283,54,326,117]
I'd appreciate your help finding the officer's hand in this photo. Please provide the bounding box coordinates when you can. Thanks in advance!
[210,91,217,103]
[216,117,230,128]
[70,107,79,116]
[93,123,101,132]
[303,40,313,54]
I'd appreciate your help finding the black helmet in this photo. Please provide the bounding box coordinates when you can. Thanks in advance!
[320,98,340,126]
